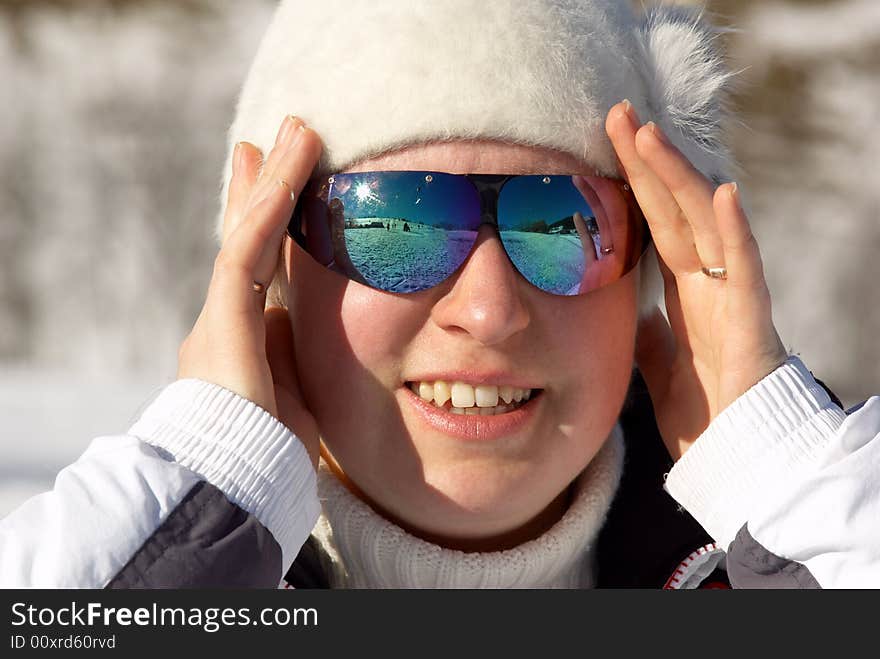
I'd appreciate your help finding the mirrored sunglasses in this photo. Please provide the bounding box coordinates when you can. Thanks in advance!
[288,171,650,296]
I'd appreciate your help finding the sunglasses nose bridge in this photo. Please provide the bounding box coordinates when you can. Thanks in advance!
[480,211,498,228]
[470,175,505,226]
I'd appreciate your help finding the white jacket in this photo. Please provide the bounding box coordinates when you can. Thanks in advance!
[0,356,877,588]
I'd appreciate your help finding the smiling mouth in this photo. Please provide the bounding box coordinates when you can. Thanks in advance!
[405,381,543,416]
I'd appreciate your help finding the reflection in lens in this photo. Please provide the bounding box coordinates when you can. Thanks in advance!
[329,172,481,293]
[497,175,603,295]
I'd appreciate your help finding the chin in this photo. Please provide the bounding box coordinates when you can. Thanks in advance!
[395,454,571,540]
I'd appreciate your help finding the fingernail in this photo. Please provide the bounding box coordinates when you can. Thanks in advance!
[233,142,244,174]
[729,182,740,205]
[295,122,308,144]
[275,115,299,147]
[646,121,669,145]
[619,99,643,128]
[286,123,307,150]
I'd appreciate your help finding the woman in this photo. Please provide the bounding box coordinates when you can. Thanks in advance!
[1,0,877,588]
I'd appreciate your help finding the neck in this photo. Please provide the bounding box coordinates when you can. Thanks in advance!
[321,446,574,552]
[313,426,625,589]
[408,485,573,552]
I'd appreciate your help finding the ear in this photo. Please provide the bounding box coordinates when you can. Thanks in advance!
[633,5,738,184]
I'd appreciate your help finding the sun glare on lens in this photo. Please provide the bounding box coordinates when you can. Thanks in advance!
[355,182,376,204]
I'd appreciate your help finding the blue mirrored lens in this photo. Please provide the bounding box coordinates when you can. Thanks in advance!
[497,175,602,295]
[327,172,481,293]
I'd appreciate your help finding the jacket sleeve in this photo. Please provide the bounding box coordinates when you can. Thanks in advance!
[0,379,321,588]
[665,356,879,588]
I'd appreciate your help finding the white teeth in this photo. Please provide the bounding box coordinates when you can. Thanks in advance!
[475,385,499,408]
[418,381,434,401]
[451,382,476,408]
[433,381,451,407]
[409,379,536,414]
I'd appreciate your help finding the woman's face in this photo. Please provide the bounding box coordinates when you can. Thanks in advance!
[284,140,639,550]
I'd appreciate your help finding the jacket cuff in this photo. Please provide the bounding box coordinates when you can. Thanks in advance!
[664,356,847,549]
[128,379,321,571]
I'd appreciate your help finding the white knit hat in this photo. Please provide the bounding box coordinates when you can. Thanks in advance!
[217,0,736,314]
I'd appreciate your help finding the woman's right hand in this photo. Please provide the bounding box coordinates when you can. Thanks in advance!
[177,115,323,468]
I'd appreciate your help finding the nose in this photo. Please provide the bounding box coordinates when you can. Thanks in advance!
[430,224,531,345]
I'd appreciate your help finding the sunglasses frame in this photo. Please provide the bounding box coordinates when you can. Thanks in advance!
[288,171,650,294]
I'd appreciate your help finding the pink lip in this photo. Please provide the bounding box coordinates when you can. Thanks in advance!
[400,385,543,441]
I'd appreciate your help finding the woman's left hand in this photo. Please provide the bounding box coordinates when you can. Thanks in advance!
[606,100,789,461]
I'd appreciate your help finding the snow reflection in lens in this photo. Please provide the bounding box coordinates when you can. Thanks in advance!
[332,172,481,293]
[497,175,601,295]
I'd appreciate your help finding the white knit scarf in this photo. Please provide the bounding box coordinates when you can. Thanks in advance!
[310,426,625,588]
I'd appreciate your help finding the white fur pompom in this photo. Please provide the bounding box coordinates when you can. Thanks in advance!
[631,5,738,317]
[634,5,737,183]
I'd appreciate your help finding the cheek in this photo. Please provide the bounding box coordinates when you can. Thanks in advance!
[288,245,420,437]
[337,293,414,373]
[546,271,639,442]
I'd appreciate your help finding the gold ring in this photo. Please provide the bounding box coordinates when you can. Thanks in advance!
[701,266,728,280]
[600,246,615,255]
[252,280,266,294]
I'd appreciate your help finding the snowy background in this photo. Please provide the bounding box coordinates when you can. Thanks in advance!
[1,0,879,517]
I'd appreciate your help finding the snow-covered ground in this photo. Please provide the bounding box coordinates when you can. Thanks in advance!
[0,367,167,517]
[345,226,477,292]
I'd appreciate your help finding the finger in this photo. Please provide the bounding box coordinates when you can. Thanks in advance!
[211,128,323,316]
[212,182,296,316]
[575,175,628,256]
[715,183,771,308]
[246,115,306,215]
[654,251,689,351]
[571,211,599,293]
[605,101,701,274]
[327,197,358,274]
[572,176,608,254]
[634,121,725,271]
[264,115,305,176]
[222,142,263,244]
[572,212,594,261]
[250,128,322,283]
